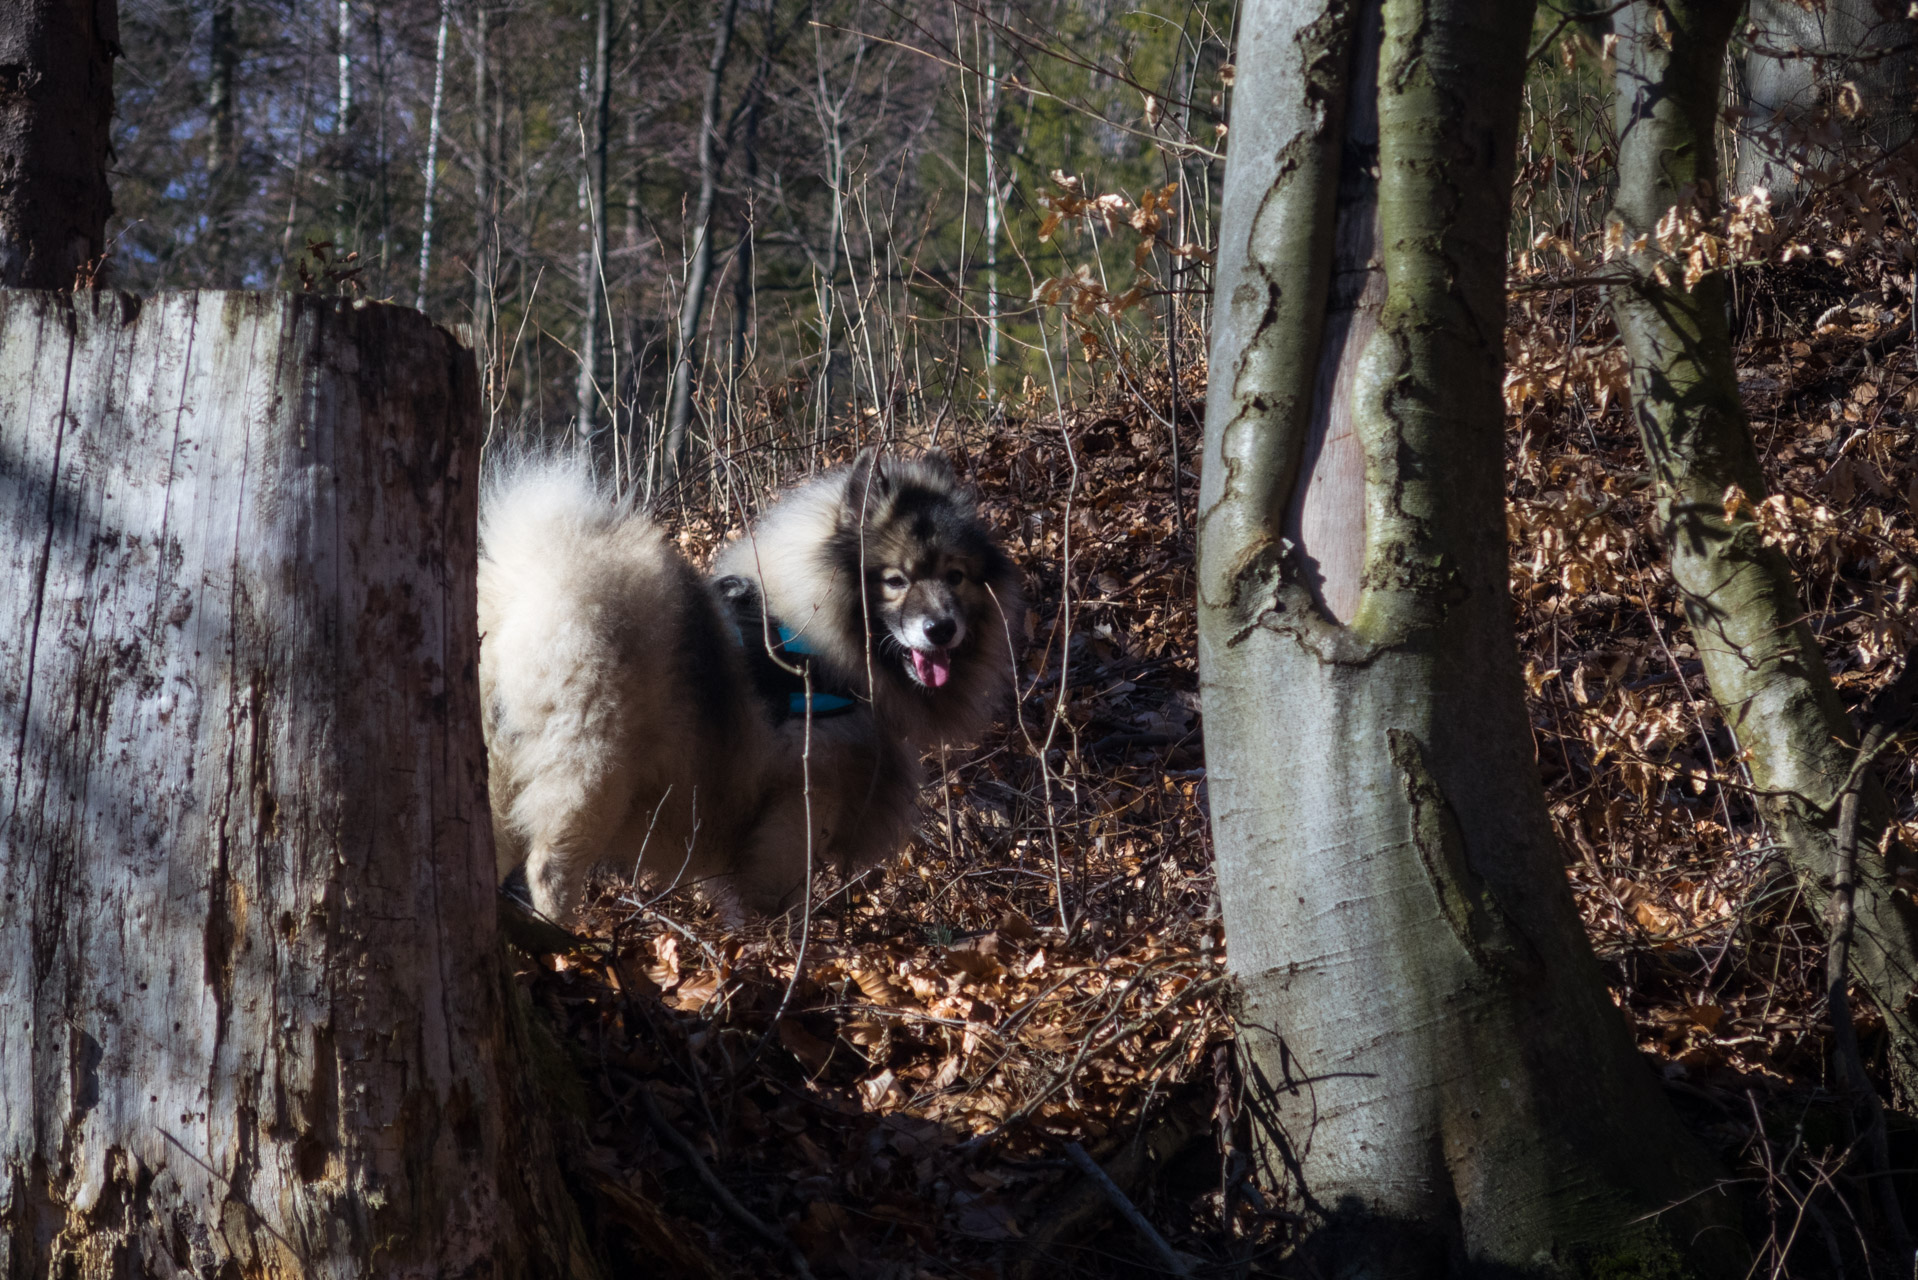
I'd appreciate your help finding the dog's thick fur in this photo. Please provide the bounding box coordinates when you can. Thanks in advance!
[478,450,1018,922]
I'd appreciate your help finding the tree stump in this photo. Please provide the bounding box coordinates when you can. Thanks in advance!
[0,290,589,1277]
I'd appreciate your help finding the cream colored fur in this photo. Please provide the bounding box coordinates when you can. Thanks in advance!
[479,458,784,920]
[479,452,1017,925]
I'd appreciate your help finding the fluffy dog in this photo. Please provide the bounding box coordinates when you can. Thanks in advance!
[478,449,1018,922]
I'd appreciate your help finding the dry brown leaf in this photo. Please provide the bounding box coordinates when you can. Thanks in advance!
[671,972,720,1011]
[854,965,909,1006]
[842,1019,889,1047]
[945,943,1005,981]
[1632,900,1683,936]
[777,1017,834,1073]
[858,1069,905,1111]
[1685,1004,1725,1034]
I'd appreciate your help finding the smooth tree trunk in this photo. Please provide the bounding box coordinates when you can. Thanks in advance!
[982,11,1002,375]
[336,0,351,127]
[207,0,239,267]
[727,24,772,440]
[1609,1,1918,1100]
[0,290,597,1277]
[663,0,742,482]
[1196,0,1740,1270]
[1735,0,1918,200]
[0,0,117,287]
[415,0,451,311]
[575,0,613,441]
[472,0,494,403]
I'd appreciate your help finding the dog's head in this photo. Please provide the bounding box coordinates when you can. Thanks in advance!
[833,449,1019,712]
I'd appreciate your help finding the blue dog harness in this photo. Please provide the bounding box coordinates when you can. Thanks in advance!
[771,624,857,718]
[712,574,859,723]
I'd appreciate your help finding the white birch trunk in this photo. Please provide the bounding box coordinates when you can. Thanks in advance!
[337,0,353,127]
[416,0,451,311]
[982,16,1000,374]
[0,290,587,1277]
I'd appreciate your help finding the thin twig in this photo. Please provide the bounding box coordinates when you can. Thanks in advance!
[1526,0,1631,66]
[1063,1142,1193,1278]
[968,973,1226,1151]
[636,1084,818,1280]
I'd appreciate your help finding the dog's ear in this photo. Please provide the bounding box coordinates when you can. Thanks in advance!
[843,446,891,520]
[919,449,957,483]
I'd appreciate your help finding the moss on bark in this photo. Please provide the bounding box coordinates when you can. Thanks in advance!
[1196,0,1743,1270]
[1608,0,1918,1101]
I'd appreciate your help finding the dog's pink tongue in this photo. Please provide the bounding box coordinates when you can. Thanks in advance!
[912,647,953,688]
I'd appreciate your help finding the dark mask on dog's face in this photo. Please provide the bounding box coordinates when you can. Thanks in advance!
[841,451,1005,693]
[875,560,979,688]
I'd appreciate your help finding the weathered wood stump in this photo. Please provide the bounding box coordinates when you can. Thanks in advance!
[0,291,586,1277]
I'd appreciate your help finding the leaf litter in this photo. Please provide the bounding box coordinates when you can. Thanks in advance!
[515,181,1918,1277]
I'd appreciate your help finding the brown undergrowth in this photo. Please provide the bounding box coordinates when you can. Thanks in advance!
[510,222,1918,1277]
[1509,200,1918,1270]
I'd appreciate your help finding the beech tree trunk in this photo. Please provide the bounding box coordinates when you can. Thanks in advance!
[0,0,117,287]
[1735,0,1918,200]
[1610,1,1918,1102]
[1196,0,1741,1270]
[0,290,594,1277]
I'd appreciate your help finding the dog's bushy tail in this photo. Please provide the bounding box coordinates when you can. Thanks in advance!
[479,450,625,575]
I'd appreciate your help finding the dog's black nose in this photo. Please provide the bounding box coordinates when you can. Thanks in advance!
[923,617,957,646]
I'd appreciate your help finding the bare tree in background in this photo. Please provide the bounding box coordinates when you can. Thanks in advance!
[576,0,614,440]
[98,0,1180,448]
[415,0,451,309]
[207,0,239,270]
[0,0,117,286]
[663,0,741,479]
[472,0,495,396]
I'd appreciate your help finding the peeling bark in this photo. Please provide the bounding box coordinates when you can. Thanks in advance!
[1197,0,1741,1269]
[1610,0,1918,1102]
[0,290,595,1277]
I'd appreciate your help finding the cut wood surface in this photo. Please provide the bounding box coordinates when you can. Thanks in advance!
[0,290,544,1276]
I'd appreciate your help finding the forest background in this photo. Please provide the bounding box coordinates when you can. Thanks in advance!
[87,0,1918,1274]
[112,0,1229,486]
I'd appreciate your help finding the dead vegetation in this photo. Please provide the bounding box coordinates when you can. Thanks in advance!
[482,49,1918,1280]
[496,217,1918,1271]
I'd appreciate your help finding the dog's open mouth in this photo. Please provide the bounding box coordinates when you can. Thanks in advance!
[908,646,953,689]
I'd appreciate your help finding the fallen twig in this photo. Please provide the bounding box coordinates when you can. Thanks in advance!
[1063,1141,1194,1278]
[636,1084,818,1280]
[498,889,594,956]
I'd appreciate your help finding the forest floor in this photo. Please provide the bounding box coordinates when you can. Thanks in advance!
[511,240,1918,1278]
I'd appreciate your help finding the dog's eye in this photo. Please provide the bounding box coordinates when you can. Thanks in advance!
[881,572,910,591]
[945,569,966,586]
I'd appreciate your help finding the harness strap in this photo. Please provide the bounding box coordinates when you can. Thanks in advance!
[713,575,859,723]
[775,624,857,715]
